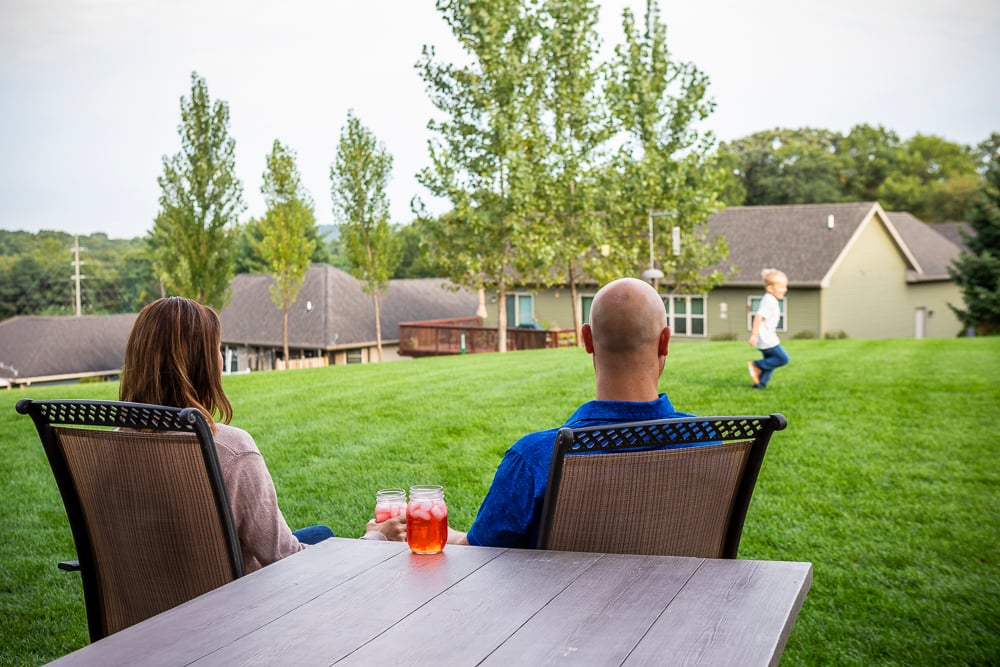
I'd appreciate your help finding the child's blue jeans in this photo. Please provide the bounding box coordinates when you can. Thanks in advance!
[754,344,790,387]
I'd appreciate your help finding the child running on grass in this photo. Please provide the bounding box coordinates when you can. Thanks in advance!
[747,268,790,389]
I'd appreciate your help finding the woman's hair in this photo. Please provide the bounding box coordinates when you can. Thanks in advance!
[119,296,233,428]
[761,268,787,285]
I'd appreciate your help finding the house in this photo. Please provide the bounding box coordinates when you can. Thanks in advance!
[483,202,967,340]
[0,266,479,386]
[219,264,481,369]
[0,314,136,388]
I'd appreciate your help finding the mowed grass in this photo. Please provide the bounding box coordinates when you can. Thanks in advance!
[1,338,998,665]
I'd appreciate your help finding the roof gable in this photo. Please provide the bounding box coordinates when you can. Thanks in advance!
[707,202,933,287]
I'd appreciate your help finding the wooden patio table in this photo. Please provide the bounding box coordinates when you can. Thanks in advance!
[48,537,812,666]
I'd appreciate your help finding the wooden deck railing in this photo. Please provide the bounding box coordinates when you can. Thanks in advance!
[398,318,576,357]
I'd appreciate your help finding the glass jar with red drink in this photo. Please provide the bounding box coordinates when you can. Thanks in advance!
[406,485,448,554]
[375,488,407,523]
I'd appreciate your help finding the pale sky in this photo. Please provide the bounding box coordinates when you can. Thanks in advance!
[1,0,997,239]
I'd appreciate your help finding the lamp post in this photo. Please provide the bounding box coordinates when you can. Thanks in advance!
[642,210,677,289]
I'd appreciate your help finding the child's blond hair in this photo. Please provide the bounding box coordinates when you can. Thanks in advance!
[761,268,787,285]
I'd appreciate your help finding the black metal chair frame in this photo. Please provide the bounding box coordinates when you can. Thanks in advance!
[16,398,244,641]
[536,413,787,558]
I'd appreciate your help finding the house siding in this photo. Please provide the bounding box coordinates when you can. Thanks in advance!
[823,216,916,338]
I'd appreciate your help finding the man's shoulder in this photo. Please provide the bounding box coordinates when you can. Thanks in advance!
[509,425,563,456]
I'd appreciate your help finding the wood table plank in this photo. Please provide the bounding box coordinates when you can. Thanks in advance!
[481,553,704,665]
[336,546,604,665]
[622,558,813,667]
[48,538,405,667]
[192,542,505,665]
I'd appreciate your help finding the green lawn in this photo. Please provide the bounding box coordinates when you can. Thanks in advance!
[2,338,998,665]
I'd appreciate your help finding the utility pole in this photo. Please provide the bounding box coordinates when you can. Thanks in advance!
[71,236,86,316]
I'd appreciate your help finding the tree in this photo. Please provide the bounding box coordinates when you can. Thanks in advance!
[718,127,843,206]
[257,140,317,366]
[948,133,1000,335]
[149,72,245,311]
[236,215,332,275]
[417,0,546,352]
[601,0,729,294]
[878,133,979,221]
[536,0,609,345]
[837,124,901,201]
[330,111,400,362]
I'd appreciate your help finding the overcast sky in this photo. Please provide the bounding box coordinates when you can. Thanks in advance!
[1,0,997,239]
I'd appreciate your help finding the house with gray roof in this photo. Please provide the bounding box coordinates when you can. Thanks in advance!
[493,202,966,340]
[0,314,136,388]
[219,264,480,369]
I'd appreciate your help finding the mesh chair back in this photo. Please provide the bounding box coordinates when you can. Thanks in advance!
[536,414,786,558]
[16,399,244,641]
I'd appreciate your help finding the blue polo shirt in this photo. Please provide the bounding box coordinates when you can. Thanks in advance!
[466,393,692,549]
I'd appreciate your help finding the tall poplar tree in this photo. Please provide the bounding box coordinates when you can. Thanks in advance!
[602,0,728,294]
[150,71,245,310]
[537,0,609,344]
[418,0,545,352]
[257,140,317,367]
[330,111,400,362]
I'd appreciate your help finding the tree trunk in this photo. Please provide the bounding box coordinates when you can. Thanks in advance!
[373,290,383,362]
[569,260,582,347]
[497,283,507,353]
[282,304,290,370]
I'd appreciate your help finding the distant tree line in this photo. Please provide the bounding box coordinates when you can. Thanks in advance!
[716,126,990,222]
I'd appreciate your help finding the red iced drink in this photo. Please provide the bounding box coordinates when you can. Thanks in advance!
[406,486,448,554]
[375,488,406,523]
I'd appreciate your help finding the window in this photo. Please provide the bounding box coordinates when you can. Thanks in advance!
[346,349,363,364]
[505,293,534,326]
[747,296,787,331]
[664,295,706,336]
[581,295,594,325]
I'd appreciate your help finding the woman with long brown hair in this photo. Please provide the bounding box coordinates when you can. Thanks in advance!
[120,296,344,571]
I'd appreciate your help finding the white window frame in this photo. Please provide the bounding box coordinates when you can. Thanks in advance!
[747,296,787,332]
[505,292,535,326]
[664,295,707,337]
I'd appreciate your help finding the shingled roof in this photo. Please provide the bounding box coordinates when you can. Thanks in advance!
[706,202,958,287]
[0,313,135,385]
[931,221,974,255]
[887,212,963,281]
[219,264,479,349]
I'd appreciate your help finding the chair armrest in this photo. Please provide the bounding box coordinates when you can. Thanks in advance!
[58,560,80,572]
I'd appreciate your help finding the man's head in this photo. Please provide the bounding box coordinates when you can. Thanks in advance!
[582,278,671,400]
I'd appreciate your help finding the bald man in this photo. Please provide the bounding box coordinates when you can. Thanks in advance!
[445,277,693,548]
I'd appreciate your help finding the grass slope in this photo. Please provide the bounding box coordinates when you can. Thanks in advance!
[1,338,998,665]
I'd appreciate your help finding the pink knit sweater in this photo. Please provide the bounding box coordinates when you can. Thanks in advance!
[213,424,305,573]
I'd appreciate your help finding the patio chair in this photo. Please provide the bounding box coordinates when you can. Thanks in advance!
[536,414,787,558]
[16,398,244,641]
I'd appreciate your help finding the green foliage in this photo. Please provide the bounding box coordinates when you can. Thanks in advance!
[719,125,983,221]
[599,1,729,294]
[330,111,401,360]
[948,133,1000,334]
[394,220,446,278]
[0,231,156,319]
[256,140,318,361]
[418,0,547,351]
[149,71,245,311]
[535,0,610,340]
[3,339,999,665]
